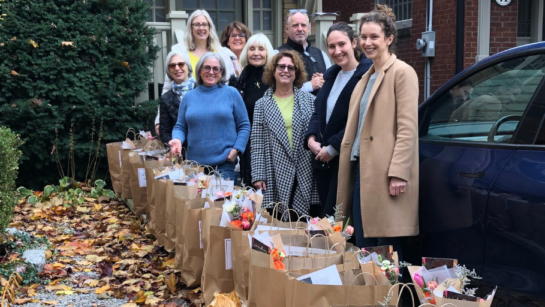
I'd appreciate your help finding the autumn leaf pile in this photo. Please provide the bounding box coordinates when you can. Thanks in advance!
[3,192,206,307]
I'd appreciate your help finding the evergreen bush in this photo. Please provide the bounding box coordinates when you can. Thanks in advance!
[0,127,22,238]
[0,0,160,189]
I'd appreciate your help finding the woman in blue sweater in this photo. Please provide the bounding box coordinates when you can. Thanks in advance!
[304,22,372,217]
[169,52,251,180]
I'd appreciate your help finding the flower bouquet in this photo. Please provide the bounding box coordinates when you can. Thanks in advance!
[409,260,496,306]
[357,246,409,286]
[220,189,258,230]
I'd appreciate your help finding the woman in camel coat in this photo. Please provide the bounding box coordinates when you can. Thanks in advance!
[336,5,419,254]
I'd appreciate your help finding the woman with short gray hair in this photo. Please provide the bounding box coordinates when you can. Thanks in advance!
[158,51,195,146]
[170,52,250,180]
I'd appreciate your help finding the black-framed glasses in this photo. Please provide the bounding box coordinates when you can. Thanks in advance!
[168,62,186,69]
[192,22,209,29]
[289,9,308,14]
[202,65,223,74]
[230,33,247,38]
[304,51,317,63]
[275,64,296,72]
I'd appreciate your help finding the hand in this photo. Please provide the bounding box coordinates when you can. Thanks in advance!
[254,180,267,191]
[307,136,321,156]
[168,139,182,156]
[155,124,160,136]
[311,74,325,91]
[315,146,333,163]
[389,177,407,196]
[226,149,238,162]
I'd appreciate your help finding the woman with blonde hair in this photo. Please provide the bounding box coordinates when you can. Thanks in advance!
[337,5,419,257]
[232,33,274,185]
[161,10,237,94]
[251,50,319,218]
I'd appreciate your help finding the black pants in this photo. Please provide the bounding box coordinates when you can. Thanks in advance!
[314,158,339,218]
[239,141,252,187]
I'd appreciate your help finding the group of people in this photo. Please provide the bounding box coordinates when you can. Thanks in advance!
[154,5,419,251]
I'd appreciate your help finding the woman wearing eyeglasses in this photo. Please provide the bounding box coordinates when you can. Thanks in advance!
[251,50,319,218]
[220,21,251,75]
[159,51,196,147]
[169,52,250,180]
[161,10,237,95]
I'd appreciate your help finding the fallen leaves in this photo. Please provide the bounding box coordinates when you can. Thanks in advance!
[7,188,200,306]
[94,284,110,294]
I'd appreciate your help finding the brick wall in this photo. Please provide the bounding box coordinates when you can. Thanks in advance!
[490,0,517,55]
[322,0,373,23]
[464,0,479,68]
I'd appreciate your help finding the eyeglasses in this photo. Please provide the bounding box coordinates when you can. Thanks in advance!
[192,22,209,29]
[304,51,316,63]
[275,64,296,72]
[168,62,186,69]
[202,65,223,73]
[230,33,247,38]
[289,9,307,14]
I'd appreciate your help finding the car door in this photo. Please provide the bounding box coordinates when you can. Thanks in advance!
[415,53,545,280]
[481,87,545,306]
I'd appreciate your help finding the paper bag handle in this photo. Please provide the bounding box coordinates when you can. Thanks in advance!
[350,271,378,286]
[125,128,136,140]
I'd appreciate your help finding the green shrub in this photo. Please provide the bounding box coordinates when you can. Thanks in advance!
[0,127,23,238]
[0,0,159,189]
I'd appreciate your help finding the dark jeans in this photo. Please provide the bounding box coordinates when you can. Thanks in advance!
[205,160,236,181]
[352,160,404,261]
[314,158,339,218]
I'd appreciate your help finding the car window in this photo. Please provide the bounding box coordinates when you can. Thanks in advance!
[421,54,545,143]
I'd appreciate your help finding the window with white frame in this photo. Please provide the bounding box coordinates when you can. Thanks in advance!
[176,0,242,33]
[146,0,167,22]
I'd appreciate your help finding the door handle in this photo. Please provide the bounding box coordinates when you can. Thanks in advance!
[459,171,485,178]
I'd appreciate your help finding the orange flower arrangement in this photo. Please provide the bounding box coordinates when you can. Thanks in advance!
[241,211,254,223]
[231,220,243,230]
[333,225,342,232]
[271,248,286,270]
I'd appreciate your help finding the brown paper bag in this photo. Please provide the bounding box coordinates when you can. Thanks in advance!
[144,167,156,234]
[129,152,147,217]
[144,160,162,217]
[174,197,192,271]
[247,247,346,307]
[201,205,233,306]
[285,267,398,307]
[121,149,134,199]
[167,182,198,252]
[180,198,208,287]
[154,178,168,247]
[164,181,176,252]
[106,142,123,194]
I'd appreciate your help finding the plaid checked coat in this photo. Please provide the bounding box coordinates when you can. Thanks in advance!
[251,87,320,217]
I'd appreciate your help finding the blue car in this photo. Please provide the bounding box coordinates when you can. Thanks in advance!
[414,42,545,306]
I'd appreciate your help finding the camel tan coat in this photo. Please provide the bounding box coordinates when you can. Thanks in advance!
[336,55,419,238]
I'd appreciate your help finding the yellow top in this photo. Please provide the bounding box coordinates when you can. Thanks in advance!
[189,50,217,79]
[273,94,295,150]
[189,52,200,79]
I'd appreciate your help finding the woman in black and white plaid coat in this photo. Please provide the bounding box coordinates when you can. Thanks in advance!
[251,50,320,218]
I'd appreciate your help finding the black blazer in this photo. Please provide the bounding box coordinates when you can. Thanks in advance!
[159,90,180,146]
[304,57,372,169]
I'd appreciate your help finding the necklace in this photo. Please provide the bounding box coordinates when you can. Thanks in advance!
[255,81,260,89]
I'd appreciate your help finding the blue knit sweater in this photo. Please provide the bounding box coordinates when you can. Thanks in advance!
[172,84,251,166]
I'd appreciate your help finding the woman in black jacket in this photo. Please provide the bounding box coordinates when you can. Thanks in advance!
[304,22,372,217]
[159,51,196,147]
[232,33,274,186]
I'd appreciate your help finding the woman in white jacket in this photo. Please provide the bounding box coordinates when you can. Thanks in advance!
[162,10,237,95]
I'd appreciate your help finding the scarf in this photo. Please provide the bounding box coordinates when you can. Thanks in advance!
[172,77,196,100]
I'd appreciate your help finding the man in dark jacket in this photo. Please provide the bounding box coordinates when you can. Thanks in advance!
[276,9,331,95]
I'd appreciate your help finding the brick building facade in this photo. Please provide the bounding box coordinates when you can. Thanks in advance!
[322,0,543,103]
